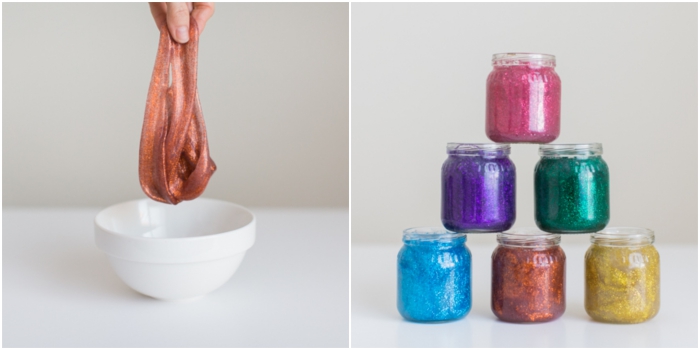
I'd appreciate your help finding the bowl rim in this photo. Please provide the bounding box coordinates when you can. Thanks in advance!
[95,197,255,241]
[94,198,256,264]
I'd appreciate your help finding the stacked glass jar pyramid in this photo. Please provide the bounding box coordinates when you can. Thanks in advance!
[397,53,660,324]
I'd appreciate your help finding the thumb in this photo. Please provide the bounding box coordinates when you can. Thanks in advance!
[166,2,191,43]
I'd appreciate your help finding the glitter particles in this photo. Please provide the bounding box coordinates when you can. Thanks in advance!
[585,243,660,323]
[393,50,657,327]
[535,149,610,233]
[486,53,561,143]
[140,20,216,205]
[491,232,566,323]
[441,144,516,233]
[397,229,472,322]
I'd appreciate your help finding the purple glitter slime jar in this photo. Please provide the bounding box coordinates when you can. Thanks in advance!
[441,143,516,233]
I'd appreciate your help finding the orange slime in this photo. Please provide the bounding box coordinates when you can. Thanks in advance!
[139,19,216,205]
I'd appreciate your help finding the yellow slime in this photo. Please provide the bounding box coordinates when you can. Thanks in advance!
[584,244,660,323]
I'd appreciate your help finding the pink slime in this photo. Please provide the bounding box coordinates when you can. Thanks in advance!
[486,63,561,143]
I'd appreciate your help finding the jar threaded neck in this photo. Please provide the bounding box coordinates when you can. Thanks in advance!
[539,143,602,157]
[447,143,510,157]
[497,228,560,248]
[591,227,655,247]
[403,227,466,244]
[492,53,556,67]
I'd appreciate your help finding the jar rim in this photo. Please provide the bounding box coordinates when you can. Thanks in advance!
[498,227,560,247]
[591,227,655,246]
[492,53,556,67]
[539,143,602,157]
[447,143,510,155]
[403,227,466,242]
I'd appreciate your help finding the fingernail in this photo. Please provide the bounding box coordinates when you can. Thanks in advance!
[176,26,189,43]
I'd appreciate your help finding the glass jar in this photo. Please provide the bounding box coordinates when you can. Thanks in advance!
[535,143,610,233]
[585,227,660,323]
[397,227,472,322]
[491,228,565,323]
[486,53,561,143]
[441,143,516,233]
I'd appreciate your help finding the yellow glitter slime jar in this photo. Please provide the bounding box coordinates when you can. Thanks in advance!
[585,227,660,323]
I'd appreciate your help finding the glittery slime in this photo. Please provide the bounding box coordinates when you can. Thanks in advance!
[397,234,472,322]
[486,62,561,143]
[585,244,660,323]
[441,148,516,233]
[491,245,566,322]
[535,156,609,233]
[140,20,216,205]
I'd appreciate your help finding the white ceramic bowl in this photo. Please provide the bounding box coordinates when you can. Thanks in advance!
[95,198,255,301]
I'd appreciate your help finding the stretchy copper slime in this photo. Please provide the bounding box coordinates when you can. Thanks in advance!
[491,234,566,323]
[139,20,216,205]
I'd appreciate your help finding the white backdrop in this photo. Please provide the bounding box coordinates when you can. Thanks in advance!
[351,3,698,244]
[3,3,349,207]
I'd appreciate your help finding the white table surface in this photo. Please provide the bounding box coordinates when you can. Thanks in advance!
[3,207,349,348]
[351,242,698,348]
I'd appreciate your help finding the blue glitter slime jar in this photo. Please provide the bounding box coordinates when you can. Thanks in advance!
[397,227,472,322]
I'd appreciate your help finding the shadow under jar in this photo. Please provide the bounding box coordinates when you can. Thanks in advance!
[585,227,660,324]
[535,143,610,233]
[491,229,566,323]
[441,143,515,233]
[486,53,561,143]
[397,227,472,322]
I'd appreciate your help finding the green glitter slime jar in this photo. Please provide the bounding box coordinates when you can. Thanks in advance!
[535,143,609,233]
[585,227,660,323]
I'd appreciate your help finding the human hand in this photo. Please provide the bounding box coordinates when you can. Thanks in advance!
[149,2,215,43]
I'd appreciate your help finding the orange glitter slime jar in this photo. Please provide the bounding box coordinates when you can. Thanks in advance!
[491,228,566,323]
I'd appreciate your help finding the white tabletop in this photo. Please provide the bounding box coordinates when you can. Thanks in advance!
[3,206,349,348]
[351,242,698,348]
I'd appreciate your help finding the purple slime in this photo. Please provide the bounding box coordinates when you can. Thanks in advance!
[441,148,516,233]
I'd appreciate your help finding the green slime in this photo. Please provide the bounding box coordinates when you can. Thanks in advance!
[535,156,609,233]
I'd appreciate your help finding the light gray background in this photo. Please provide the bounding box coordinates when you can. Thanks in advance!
[3,2,349,207]
[352,3,698,244]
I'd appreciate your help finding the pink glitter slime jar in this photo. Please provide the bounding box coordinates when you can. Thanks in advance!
[486,53,561,143]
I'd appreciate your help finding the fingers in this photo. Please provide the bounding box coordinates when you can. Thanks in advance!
[148,3,168,29]
[149,2,214,42]
[166,2,192,43]
[191,3,215,33]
